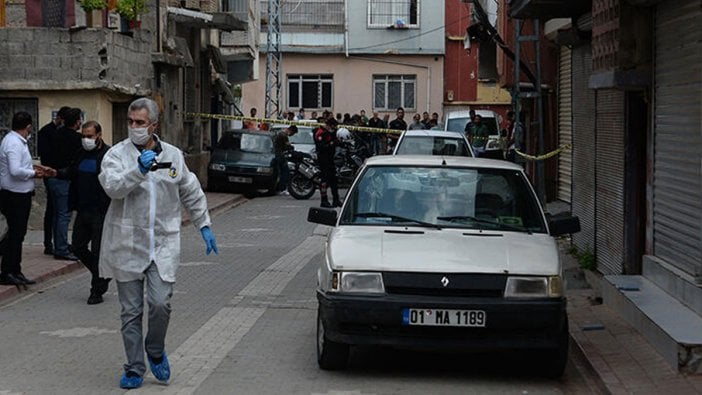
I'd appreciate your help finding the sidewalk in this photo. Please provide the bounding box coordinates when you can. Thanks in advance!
[0,192,246,303]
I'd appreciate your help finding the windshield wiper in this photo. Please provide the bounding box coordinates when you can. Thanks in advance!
[355,212,441,230]
[436,215,532,234]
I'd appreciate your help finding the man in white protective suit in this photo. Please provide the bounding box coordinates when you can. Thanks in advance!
[98,97,219,389]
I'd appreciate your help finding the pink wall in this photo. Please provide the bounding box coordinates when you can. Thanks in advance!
[241,53,444,120]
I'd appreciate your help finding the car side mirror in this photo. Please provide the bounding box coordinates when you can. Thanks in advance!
[308,207,338,226]
[548,214,581,237]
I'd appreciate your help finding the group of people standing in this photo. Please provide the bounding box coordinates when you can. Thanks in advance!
[0,98,218,389]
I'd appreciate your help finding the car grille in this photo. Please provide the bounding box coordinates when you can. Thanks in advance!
[383,272,506,298]
[229,166,259,174]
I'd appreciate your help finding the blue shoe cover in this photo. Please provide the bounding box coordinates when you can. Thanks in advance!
[148,352,171,382]
[119,372,143,389]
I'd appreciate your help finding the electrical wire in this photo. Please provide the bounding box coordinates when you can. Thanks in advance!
[348,13,470,51]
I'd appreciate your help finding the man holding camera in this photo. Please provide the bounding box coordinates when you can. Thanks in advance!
[98,98,218,389]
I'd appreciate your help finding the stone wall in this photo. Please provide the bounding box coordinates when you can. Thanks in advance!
[0,28,153,95]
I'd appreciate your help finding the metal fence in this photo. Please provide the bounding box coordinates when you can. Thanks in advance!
[259,0,344,30]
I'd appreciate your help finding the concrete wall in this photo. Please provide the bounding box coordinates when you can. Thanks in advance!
[0,28,153,95]
[240,53,444,119]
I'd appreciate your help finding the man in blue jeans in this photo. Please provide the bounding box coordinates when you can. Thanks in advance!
[45,107,82,261]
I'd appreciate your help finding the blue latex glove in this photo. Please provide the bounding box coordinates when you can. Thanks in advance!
[138,150,157,174]
[200,226,218,255]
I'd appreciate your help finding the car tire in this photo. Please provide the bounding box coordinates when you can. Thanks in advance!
[541,318,569,378]
[288,174,316,200]
[317,308,349,370]
[207,181,221,193]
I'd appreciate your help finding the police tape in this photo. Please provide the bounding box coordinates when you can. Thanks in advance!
[514,144,572,161]
[182,112,404,135]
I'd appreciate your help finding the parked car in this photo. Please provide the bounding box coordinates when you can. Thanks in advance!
[392,129,474,157]
[308,155,580,376]
[207,129,280,195]
[444,109,503,159]
[271,125,317,156]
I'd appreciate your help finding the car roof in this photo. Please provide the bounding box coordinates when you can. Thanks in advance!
[445,109,497,119]
[364,155,523,170]
[224,129,276,136]
[401,129,466,138]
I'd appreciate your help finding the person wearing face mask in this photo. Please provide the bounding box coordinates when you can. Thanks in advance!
[99,97,218,389]
[55,121,112,304]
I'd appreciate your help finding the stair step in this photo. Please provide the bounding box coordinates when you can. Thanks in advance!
[603,275,702,374]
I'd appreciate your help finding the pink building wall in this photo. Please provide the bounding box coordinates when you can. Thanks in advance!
[241,53,445,120]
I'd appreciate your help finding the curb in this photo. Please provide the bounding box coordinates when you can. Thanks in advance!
[0,193,247,304]
[567,333,611,394]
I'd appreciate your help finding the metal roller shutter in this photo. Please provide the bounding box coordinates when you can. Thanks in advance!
[595,89,625,275]
[571,44,596,253]
[557,47,572,203]
[652,0,702,277]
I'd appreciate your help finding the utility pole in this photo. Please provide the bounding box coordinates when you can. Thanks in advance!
[264,0,282,119]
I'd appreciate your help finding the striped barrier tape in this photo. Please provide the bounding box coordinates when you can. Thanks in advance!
[514,143,572,161]
[182,112,404,135]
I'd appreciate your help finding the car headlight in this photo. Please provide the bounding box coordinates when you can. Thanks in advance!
[209,163,226,171]
[330,271,385,294]
[256,167,273,174]
[504,276,562,298]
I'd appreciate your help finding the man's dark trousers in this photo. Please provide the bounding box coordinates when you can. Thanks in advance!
[43,178,54,252]
[71,208,109,295]
[0,190,32,276]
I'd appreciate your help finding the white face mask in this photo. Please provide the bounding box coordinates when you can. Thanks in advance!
[128,125,152,145]
[82,137,97,151]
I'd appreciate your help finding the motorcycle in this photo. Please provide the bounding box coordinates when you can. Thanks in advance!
[285,137,371,200]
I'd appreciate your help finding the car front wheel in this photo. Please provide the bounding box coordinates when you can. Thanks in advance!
[317,307,349,370]
[541,318,569,378]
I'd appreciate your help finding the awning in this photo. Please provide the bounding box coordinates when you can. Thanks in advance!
[151,36,194,67]
[167,7,247,31]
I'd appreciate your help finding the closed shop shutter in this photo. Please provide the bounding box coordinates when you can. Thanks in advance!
[595,89,625,275]
[557,47,573,203]
[571,44,596,253]
[652,0,702,277]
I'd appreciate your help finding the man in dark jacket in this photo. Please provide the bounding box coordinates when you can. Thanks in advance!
[315,118,341,208]
[57,121,111,304]
[37,106,71,255]
[46,107,82,261]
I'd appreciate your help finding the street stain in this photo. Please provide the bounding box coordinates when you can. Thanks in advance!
[213,242,257,248]
[247,215,284,220]
[0,390,24,395]
[239,228,271,232]
[40,327,118,338]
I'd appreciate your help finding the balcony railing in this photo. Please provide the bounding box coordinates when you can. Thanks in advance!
[259,0,344,32]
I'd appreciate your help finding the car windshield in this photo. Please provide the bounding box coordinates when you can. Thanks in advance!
[446,117,498,135]
[288,128,315,144]
[217,132,273,154]
[395,136,472,157]
[339,165,546,233]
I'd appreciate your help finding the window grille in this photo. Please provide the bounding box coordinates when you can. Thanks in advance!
[287,74,334,110]
[373,75,416,111]
[368,0,419,28]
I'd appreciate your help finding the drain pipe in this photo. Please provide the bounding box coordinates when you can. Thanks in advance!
[348,56,431,112]
[344,0,349,57]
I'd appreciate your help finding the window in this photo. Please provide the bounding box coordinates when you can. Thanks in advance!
[287,75,333,110]
[368,0,419,28]
[0,98,39,158]
[373,75,415,111]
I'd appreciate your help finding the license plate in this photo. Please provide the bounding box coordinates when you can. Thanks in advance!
[402,308,486,327]
[228,176,252,184]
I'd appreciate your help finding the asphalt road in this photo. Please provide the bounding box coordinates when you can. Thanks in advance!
[0,194,599,394]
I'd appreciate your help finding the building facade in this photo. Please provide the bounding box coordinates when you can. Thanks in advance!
[240,0,444,123]
[0,0,258,179]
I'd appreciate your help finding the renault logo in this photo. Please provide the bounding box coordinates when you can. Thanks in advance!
[441,276,450,287]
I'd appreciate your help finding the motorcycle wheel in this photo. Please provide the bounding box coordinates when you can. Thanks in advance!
[288,174,316,200]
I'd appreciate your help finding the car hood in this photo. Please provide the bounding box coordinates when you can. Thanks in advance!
[211,149,274,167]
[327,226,560,275]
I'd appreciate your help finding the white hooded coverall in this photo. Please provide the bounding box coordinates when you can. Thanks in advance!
[98,137,211,282]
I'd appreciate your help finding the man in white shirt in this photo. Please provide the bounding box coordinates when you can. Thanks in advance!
[0,111,56,286]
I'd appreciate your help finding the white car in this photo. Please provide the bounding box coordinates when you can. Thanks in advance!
[444,109,503,158]
[308,155,580,376]
[392,129,474,157]
[270,125,317,156]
